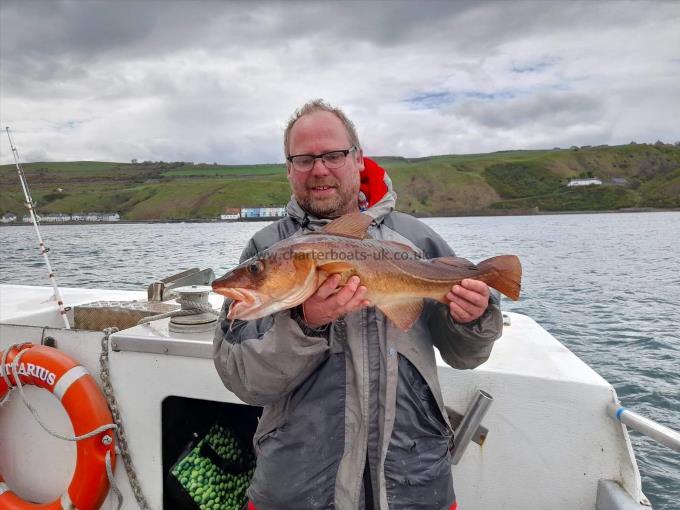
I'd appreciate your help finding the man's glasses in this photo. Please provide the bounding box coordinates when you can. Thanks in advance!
[287,146,356,172]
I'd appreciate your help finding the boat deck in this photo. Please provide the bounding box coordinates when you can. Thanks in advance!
[0,284,148,327]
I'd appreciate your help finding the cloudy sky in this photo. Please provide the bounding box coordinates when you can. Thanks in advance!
[1,0,679,164]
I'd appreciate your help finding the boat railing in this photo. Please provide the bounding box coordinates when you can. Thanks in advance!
[609,403,680,453]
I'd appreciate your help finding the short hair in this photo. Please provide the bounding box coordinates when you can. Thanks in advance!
[283,99,361,157]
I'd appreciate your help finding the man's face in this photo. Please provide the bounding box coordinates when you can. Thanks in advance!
[287,110,364,218]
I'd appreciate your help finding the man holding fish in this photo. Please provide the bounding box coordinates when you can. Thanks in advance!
[213,100,519,510]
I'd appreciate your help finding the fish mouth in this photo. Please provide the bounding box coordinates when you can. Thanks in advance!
[215,288,264,320]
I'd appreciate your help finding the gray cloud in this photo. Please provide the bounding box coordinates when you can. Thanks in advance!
[1,0,679,164]
[453,92,603,129]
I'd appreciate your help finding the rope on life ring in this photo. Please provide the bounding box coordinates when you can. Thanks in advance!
[0,343,117,510]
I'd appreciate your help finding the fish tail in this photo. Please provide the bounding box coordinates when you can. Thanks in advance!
[477,255,522,301]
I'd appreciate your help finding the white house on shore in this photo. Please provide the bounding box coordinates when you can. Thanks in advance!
[18,212,120,223]
[84,212,120,222]
[220,207,241,221]
[102,213,120,222]
[240,206,287,219]
[1,213,17,224]
[220,207,287,221]
[567,178,602,187]
[40,213,72,223]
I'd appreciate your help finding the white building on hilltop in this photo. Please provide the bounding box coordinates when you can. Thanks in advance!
[567,178,602,187]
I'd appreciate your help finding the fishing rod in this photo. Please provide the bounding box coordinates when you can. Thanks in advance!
[5,126,71,328]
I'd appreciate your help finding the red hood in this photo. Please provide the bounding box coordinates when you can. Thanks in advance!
[359,157,391,210]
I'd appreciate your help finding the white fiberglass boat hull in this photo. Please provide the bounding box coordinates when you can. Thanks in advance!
[0,284,648,509]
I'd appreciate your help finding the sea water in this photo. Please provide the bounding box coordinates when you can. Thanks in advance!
[1,211,678,509]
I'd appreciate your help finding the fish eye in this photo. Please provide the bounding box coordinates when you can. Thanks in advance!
[248,260,264,275]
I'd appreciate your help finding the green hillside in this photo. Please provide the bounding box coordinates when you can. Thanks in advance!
[1,143,679,220]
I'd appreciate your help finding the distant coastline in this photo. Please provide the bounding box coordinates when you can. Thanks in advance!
[2,144,679,220]
[2,207,678,227]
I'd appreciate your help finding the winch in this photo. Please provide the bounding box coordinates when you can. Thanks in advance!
[168,285,219,334]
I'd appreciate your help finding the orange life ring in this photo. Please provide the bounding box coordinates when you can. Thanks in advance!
[0,343,116,510]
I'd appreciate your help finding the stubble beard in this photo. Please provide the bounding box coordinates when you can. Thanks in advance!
[299,190,346,218]
[299,180,359,219]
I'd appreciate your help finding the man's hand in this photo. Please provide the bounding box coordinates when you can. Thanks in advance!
[301,275,370,328]
[446,279,490,324]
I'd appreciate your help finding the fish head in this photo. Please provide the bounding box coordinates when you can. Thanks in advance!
[212,248,319,321]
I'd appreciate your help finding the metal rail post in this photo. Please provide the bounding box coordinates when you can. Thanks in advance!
[451,390,494,465]
[609,403,680,453]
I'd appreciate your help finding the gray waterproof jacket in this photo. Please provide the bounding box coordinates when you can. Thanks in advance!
[213,192,502,510]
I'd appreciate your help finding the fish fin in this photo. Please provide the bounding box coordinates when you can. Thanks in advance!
[319,212,373,239]
[477,255,522,301]
[431,256,478,270]
[377,300,424,331]
[317,261,356,274]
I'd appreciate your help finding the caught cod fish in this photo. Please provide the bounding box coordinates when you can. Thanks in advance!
[212,213,522,331]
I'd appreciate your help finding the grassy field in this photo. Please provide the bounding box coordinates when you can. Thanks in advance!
[1,143,678,220]
[162,163,286,178]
